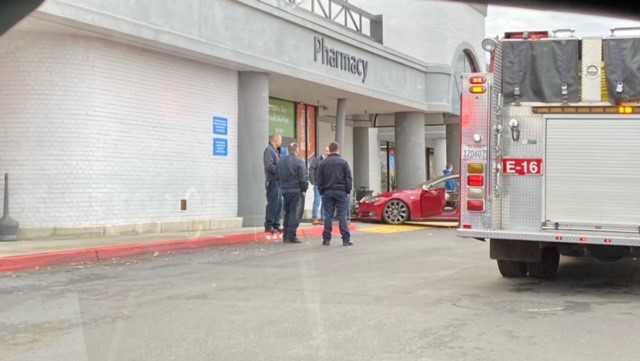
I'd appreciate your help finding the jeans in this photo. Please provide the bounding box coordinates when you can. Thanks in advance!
[264,180,281,230]
[312,185,323,220]
[282,191,301,240]
[322,190,350,242]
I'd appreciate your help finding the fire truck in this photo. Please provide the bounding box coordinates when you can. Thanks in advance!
[457,28,640,278]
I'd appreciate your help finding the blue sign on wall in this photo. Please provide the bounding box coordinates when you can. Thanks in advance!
[213,138,228,156]
[213,116,228,135]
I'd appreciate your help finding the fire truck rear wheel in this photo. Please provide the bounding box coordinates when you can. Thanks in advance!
[527,248,560,279]
[496,260,527,278]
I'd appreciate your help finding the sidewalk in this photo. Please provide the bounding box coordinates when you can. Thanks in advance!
[0,223,358,273]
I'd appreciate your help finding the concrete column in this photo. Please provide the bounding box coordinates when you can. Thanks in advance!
[353,127,368,191]
[432,138,447,178]
[237,72,269,226]
[395,112,426,190]
[353,127,381,194]
[446,122,461,173]
[335,98,347,146]
[368,128,381,193]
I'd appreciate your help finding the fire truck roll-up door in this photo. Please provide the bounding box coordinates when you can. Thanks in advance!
[545,117,640,233]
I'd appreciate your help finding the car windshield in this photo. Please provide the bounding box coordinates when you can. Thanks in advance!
[421,174,457,188]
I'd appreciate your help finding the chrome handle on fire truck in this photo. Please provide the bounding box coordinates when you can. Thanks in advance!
[494,123,504,195]
[551,28,575,37]
[493,93,504,195]
[508,118,521,142]
[610,27,640,36]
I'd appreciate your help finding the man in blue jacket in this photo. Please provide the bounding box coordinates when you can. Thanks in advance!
[263,133,282,233]
[443,163,457,193]
[277,142,308,243]
[316,142,353,246]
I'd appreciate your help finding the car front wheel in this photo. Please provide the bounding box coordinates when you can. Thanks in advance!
[383,200,409,224]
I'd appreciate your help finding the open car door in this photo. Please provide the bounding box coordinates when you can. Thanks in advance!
[420,175,459,219]
[420,188,447,218]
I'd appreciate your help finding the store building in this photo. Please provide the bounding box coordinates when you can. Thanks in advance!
[0,0,485,238]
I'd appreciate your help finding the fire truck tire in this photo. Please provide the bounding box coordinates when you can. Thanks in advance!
[527,248,560,279]
[496,260,527,278]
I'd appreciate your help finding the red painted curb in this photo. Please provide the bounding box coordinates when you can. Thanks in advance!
[0,224,357,273]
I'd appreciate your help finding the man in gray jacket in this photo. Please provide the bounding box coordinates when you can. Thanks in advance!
[308,146,329,225]
[263,133,282,233]
[276,143,308,243]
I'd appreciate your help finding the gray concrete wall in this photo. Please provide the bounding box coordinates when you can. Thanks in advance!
[394,112,426,189]
[353,127,381,193]
[348,0,486,69]
[37,0,452,112]
[318,118,354,169]
[431,138,447,180]
[348,0,486,115]
[335,99,347,146]
[368,128,382,193]
[353,127,368,191]
[237,72,270,226]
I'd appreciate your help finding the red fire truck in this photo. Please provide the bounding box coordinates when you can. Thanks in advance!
[457,28,640,278]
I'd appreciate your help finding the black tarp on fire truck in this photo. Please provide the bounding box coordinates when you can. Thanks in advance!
[604,38,640,103]
[502,39,580,104]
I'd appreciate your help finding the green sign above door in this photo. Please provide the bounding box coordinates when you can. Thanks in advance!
[269,98,295,138]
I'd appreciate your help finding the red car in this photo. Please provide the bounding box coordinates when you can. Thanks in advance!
[356,175,459,224]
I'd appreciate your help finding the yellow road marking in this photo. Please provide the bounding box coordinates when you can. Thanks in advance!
[359,224,426,234]
[405,221,459,228]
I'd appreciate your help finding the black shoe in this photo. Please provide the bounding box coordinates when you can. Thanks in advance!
[265,227,272,233]
[322,240,330,246]
[343,241,353,247]
[286,238,302,244]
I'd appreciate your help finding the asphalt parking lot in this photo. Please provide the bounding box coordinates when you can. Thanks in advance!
[2,226,640,361]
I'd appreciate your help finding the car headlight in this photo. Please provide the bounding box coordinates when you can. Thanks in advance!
[360,192,382,203]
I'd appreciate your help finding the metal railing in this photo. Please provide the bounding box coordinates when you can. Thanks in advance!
[287,0,383,43]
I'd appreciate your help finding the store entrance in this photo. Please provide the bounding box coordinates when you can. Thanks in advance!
[380,142,396,192]
[268,97,318,220]
[426,147,434,180]
[268,98,317,163]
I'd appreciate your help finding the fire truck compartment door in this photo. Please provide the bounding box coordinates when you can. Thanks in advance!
[545,117,640,228]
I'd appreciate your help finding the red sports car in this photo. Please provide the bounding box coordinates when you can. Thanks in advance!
[356,175,459,224]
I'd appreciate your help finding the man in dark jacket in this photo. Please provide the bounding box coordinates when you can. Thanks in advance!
[277,142,308,243]
[316,142,353,246]
[263,133,282,233]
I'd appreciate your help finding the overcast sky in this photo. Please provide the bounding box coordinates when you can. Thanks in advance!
[486,5,640,38]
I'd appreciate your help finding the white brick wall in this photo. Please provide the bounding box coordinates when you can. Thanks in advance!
[0,28,238,228]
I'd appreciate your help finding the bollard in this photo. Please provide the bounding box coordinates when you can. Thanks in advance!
[0,173,19,241]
